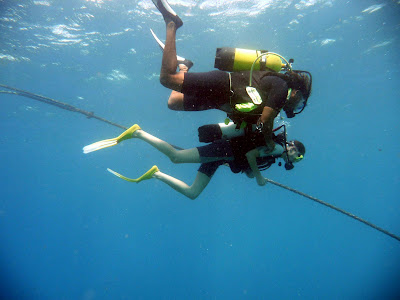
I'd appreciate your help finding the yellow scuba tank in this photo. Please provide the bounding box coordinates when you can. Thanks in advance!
[214,47,284,72]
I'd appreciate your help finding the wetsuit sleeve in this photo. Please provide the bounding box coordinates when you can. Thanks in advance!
[259,76,288,111]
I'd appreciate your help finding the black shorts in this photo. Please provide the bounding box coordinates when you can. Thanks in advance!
[198,161,224,178]
[197,140,234,177]
[197,139,233,158]
[181,70,231,111]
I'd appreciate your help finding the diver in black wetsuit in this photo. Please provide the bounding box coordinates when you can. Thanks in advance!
[151,0,312,154]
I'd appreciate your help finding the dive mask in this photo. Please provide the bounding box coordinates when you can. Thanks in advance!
[283,70,312,118]
[284,142,304,170]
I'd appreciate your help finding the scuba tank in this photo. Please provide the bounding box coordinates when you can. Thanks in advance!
[198,122,257,143]
[214,47,284,72]
[214,48,313,121]
[198,122,302,171]
[198,121,284,158]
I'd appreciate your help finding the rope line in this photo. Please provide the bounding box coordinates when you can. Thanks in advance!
[0,84,128,130]
[265,178,400,242]
[2,83,398,242]
[0,84,184,149]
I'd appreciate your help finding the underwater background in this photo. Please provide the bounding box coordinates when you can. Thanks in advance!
[1,0,399,299]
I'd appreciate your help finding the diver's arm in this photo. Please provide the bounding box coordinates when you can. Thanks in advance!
[245,148,267,186]
[259,106,278,152]
[244,169,255,178]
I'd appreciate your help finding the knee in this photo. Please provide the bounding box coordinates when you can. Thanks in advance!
[159,74,169,88]
[168,98,181,110]
[160,73,176,90]
[168,93,184,111]
[169,153,182,164]
[187,192,199,200]
[187,186,204,200]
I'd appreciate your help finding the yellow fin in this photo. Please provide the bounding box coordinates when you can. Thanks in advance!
[107,165,159,183]
[83,124,141,154]
[116,124,141,143]
[83,138,118,154]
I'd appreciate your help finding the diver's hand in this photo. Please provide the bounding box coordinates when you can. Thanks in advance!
[256,176,267,186]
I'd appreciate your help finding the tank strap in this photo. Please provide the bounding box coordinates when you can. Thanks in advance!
[258,50,269,71]
[228,72,233,97]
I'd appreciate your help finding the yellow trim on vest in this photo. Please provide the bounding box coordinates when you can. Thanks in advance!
[235,102,257,112]
[286,88,293,100]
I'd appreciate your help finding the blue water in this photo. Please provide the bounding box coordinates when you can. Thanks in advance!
[1,0,400,299]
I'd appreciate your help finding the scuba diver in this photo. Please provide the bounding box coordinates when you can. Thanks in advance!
[83,123,305,200]
[151,0,312,153]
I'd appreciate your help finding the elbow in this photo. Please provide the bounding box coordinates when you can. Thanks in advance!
[187,188,203,200]
[159,74,168,87]
[186,191,199,200]
[245,149,258,159]
[159,74,174,89]
[265,139,275,152]
[188,194,198,200]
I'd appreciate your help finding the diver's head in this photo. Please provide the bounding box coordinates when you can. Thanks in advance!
[283,89,305,118]
[283,140,305,170]
[283,71,312,118]
[296,71,312,100]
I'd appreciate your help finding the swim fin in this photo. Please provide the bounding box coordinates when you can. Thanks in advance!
[152,0,183,29]
[107,165,159,183]
[83,124,141,154]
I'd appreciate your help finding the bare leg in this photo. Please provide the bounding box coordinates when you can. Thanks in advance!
[133,129,227,164]
[167,64,188,110]
[153,171,211,200]
[159,22,185,91]
[168,90,185,110]
[108,125,225,199]
[133,129,200,163]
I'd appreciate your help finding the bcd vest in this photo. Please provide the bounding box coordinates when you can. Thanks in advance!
[228,71,292,125]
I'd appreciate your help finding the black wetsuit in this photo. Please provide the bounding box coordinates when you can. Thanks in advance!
[196,132,278,178]
[181,70,289,123]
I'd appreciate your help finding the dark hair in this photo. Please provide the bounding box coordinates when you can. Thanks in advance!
[293,140,306,156]
[287,71,312,100]
[260,71,312,100]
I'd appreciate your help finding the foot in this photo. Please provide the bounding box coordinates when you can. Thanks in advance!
[117,124,141,143]
[152,0,183,29]
[107,165,160,183]
[136,165,160,183]
[178,59,193,71]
